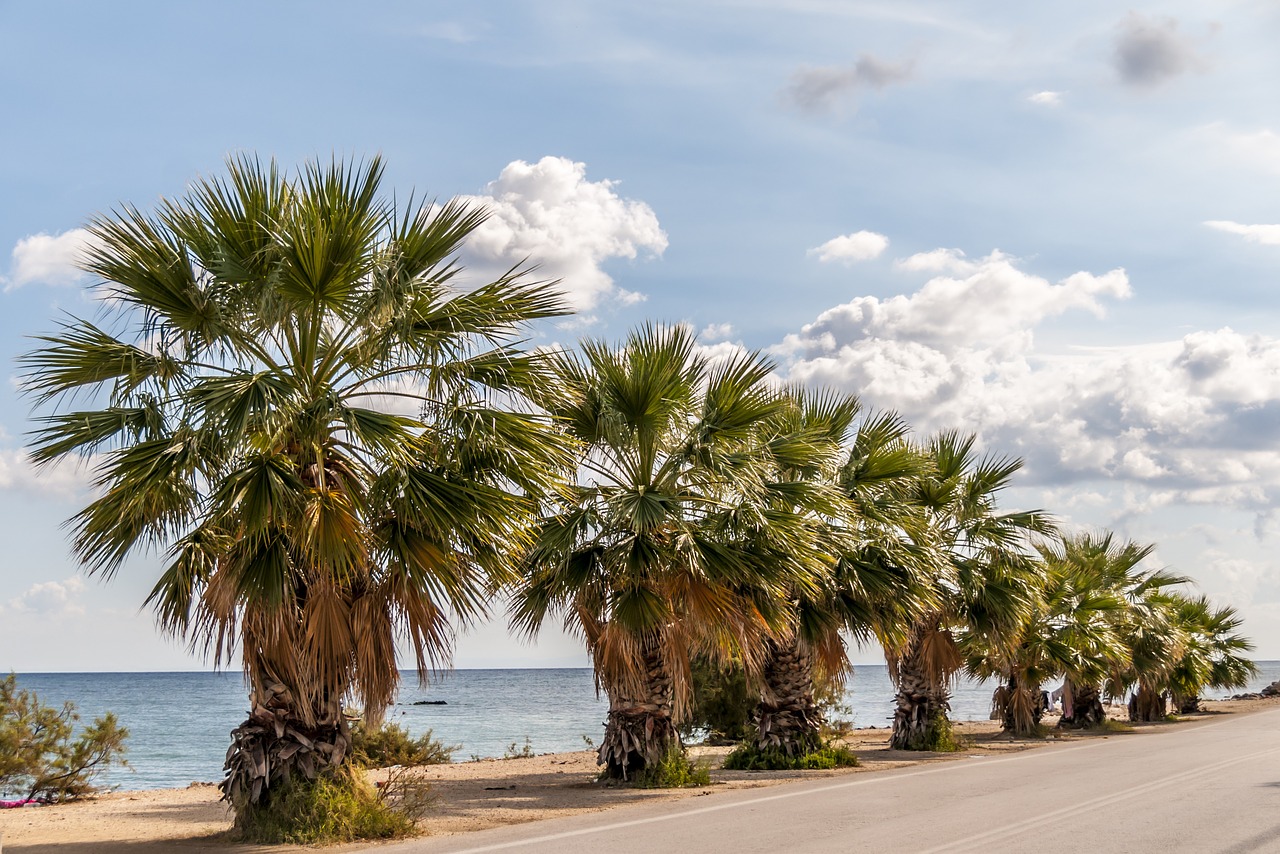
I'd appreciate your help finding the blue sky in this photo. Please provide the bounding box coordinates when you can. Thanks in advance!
[2,1,1279,670]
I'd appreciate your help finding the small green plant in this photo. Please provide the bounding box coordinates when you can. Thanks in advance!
[1099,718,1135,733]
[581,734,595,749]
[0,673,129,802]
[232,769,417,844]
[503,737,535,759]
[350,720,456,768]
[723,742,859,771]
[631,745,712,788]
[919,711,965,752]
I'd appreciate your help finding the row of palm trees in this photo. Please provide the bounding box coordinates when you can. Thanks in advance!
[22,158,1254,818]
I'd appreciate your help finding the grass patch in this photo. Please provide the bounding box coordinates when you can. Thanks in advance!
[1099,719,1135,733]
[631,745,712,789]
[232,770,419,845]
[723,742,860,771]
[350,720,456,768]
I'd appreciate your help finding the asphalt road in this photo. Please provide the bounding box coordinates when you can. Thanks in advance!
[378,706,1280,853]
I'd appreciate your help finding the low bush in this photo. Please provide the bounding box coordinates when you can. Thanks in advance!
[723,742,859,771]
[918,711,965,752]
[349,720,456,768]
[0,673,129,802]
[631,745,712,789]
[232,769,418,844]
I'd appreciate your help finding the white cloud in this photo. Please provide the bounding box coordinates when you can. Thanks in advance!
[1028,91,1063,106]
[699,322,734,342]
[1112,13,1205,88]
[7,576,85,617]
[3,228,94,291]
[1204,220,1280,246]
[767,250,1280,519]
[809,231,889,264]
[0,447,91,499]
[458,156,667,312]
[782,54,913,115]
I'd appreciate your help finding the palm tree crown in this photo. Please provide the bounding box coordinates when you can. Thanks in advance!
[22,155,570,806]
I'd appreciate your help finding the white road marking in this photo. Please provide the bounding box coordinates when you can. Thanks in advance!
[414,710,1273,854]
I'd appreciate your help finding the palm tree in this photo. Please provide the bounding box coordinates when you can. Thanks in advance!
[1038,532,1180,728]
[1116,572,1189,722]
[747,389,859,759]
[512,325,817,780]
[22,156,569,816]
[967,540,1128,736]
[1167,595,1257,713]
[888,431,1049,751]
[749,406,935,755]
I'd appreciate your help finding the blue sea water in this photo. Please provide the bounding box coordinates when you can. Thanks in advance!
[12,663,1280,791]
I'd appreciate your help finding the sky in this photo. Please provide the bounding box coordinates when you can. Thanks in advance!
[2,1,1279,671]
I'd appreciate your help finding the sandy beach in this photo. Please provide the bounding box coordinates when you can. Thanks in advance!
[3,697,1273,853]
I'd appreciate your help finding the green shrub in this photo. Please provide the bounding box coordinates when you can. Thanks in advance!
[232,769,418,844]
[0,673,129,802]
[350,720,456,768]
[1099,718,1135,733]
[682,655,754,744]
[631,745,712,789]
[723,742,859,771]
[919,711,964,752]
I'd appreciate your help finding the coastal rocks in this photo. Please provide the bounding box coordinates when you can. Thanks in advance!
[1228,682,1280,700]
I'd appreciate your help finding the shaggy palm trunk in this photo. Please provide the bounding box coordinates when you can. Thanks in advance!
[220,680,351,812]
[890,623,951,751]
[1173,692,1200,714]
[1128,684,1167,722]
[754,636,823,756]
[995,673,1044,736]
[1058,679,1105,728]
[598,638,678,780]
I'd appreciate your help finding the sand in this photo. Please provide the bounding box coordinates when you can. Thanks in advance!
[3,697,1274,853]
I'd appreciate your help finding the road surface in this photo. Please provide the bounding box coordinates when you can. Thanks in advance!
[378,706,1280,853]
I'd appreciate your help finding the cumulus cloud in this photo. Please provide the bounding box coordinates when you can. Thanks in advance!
[1204,220,1280,246]
[766,249,1280,523]
[782,54,913,115]
[1112,13,1204,88]
[699,322,733,342]
[809,231,889,264]
[458,156,667,312]
[2,228,94,291]
[7,576,85,617]
[1028,91,1063,106]
[0,447,91,499]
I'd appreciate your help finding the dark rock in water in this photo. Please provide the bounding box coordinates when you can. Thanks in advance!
[411,700,448,706]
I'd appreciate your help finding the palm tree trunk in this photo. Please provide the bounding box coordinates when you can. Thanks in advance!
[1172,691,1200,714]
[997,673,1044,736]
[598,637,678,781]
[754,636,823,756]
[890,622,952,751]
[1058,679,1105,728]
[1128,684,1167,722]
[220,680,351,812]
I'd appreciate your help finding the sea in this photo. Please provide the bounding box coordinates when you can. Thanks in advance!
[11,663,1280,792]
